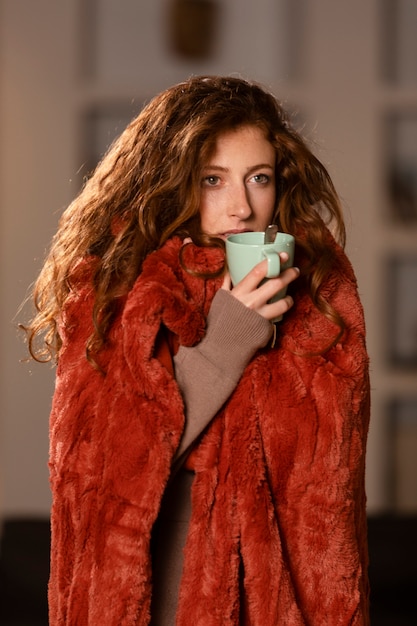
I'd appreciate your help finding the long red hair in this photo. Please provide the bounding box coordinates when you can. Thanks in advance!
[23,75,346,363]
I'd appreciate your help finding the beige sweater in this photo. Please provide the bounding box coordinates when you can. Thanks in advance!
[174,289,273,463]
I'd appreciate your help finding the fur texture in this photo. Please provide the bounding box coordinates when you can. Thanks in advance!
[48,236,370,625]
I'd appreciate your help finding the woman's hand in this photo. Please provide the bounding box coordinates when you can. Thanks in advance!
[222,252,300,322]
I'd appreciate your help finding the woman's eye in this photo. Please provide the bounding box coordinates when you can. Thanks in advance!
[251,173,270,184]
[202,175,220,186]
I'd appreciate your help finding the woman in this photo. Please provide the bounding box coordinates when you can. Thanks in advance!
[24,76,370,625]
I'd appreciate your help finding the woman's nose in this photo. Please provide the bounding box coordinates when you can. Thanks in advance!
[228,184,252,220]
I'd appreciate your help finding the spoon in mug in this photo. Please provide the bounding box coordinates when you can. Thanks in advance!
[264,224,278,244]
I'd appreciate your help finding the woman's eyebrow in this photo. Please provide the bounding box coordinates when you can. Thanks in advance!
[202,165,228,172]
[202,163,274,173]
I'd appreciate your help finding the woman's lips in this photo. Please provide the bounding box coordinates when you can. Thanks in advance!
[221,229,252,238]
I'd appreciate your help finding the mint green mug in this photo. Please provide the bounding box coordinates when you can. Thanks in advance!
[225,231,295,304]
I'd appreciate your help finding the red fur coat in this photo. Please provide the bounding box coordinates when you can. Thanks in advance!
[48,236,370,625]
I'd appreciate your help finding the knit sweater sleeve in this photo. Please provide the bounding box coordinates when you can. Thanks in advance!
[173,288,273,462]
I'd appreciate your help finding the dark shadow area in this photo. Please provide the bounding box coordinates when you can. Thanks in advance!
[0,515,416,624]
[368,515,417,625]
[0,519,49,626]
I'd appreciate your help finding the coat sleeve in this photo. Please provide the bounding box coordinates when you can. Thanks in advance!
[274,269,371,624]
[48,281,184,625]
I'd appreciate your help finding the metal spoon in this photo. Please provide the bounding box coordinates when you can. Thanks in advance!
[264,224,278,244]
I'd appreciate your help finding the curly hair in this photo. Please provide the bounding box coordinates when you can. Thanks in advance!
[24,75,346,364]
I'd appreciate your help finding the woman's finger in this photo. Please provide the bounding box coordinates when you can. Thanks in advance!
[232,262,299,298]
[221,272,232,291]
[228,264,300,319]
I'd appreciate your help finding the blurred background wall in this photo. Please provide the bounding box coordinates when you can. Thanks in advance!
[1,0,416,623]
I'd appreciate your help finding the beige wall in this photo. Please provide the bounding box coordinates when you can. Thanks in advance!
[1,0,78,515]
[1,0,414,517]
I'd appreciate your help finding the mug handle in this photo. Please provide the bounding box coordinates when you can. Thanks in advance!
[262,249,280,278]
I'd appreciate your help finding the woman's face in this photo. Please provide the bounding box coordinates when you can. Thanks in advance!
[199,125,276,239]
